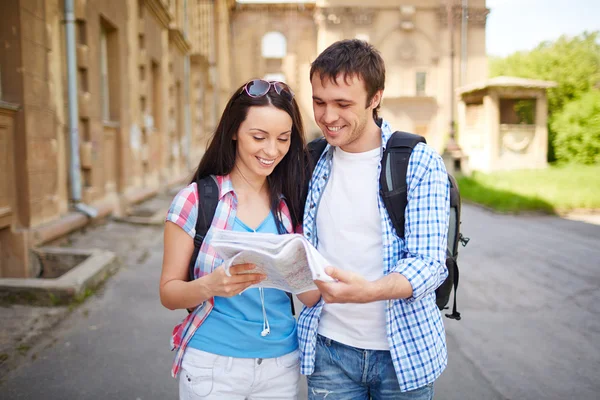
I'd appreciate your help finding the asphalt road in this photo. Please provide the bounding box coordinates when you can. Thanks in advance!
[1,204,599,399]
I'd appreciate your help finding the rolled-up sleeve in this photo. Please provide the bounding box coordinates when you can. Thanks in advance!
[165,184,198,239]
[390,144,450,303]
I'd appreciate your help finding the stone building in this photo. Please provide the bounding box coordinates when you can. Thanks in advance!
[231,0,490,149]
[231,0,553,170]
[0,0,236,278]
[457,76,556,172]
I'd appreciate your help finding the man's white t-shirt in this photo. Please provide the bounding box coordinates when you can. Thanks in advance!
[316,146,389,350]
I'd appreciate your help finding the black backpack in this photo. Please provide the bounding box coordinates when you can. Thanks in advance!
[308,131,469,320]
[186,176,295,315]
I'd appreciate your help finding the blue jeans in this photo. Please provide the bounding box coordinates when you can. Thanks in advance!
[307,335,435,400]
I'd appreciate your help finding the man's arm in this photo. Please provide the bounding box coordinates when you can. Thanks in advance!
[315,267,412,304]
[296,289,322,307]
[391,145,449,303]
[315,144,450,304]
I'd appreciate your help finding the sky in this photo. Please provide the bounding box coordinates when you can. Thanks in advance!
[237,0,599,57]
[485,0,599,56]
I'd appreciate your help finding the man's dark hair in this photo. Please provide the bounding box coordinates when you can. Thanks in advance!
[310,39,386,119]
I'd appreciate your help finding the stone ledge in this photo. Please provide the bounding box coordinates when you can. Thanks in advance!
[112,211,165,226]
[0,248,118,306]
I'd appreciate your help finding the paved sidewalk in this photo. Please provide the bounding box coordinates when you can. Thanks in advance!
[0,195,599,399]
[0,190,176,383]
[437,204,600,399]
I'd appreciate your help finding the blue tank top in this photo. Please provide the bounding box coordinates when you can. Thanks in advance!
[187,212,298,358]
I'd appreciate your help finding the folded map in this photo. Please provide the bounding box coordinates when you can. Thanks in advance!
[210,228,334,294]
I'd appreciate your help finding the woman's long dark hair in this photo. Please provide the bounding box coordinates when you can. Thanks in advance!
[191,82,309,230]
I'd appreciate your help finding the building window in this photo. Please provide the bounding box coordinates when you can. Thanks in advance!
[416,71,426,96]
[100,20,119,122]
[77,21,87,45]
[500,99,536,125]
[78,68,88,92]
[100,26,110,121]
[151,61,160,130]
[261,32,287,59]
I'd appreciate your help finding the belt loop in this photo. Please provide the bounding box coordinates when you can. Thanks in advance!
[226,357,233,372]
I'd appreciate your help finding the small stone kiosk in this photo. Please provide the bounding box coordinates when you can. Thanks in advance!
[456,76,557,173]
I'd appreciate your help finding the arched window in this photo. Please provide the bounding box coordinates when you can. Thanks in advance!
[261,32,287,59]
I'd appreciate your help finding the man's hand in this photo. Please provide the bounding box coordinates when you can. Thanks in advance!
[314,266,376,304]
[315,267,414,304]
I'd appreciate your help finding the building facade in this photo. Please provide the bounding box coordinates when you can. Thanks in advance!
[0,0,235,278]
[230,0,490,148]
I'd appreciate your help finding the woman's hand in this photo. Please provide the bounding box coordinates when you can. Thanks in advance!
[161,222,265,310]
[202,263,266,297]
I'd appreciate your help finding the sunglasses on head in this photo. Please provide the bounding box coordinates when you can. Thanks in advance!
[240,79,294,102]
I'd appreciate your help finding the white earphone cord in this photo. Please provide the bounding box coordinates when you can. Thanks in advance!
[259,287,270,337]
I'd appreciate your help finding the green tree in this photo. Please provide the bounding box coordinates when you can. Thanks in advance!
[551,90,600,164]
[490,31,600,115]
[490,31,600,162]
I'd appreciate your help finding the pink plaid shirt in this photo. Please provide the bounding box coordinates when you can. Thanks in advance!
[165,174,295,377]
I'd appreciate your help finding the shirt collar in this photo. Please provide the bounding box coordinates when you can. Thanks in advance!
[378,118,394,152]
[216,174,235,200]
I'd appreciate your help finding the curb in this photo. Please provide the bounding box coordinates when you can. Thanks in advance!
[111,212,165,226]
[461,200,555,216]
[0,248,118,306]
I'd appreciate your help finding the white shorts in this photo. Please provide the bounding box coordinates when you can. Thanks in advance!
[179,348,300,400]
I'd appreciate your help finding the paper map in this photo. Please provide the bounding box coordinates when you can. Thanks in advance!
[210,228,334,294]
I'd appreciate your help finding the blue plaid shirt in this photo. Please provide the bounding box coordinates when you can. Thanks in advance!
[298,119,450,392]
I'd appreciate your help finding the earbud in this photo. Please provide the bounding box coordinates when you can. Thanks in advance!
[260,328,270,337]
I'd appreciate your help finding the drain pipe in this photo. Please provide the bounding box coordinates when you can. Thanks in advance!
[65,0,97,218]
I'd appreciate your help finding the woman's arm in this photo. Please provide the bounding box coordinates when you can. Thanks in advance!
[296,289,321,308]
[159,221,265,310]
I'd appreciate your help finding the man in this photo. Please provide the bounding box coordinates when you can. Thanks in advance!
[299,39,450,399]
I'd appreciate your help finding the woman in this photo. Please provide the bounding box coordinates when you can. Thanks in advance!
[160,79,321,399]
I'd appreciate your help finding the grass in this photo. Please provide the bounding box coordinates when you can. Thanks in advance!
[456,164,600,213]
[16,344,30,355]
[68,288,95,311]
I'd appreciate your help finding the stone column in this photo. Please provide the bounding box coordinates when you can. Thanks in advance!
[535,92,549,168]
[485,90,500,172]
[214,0,232,113]
[0,102,30,278]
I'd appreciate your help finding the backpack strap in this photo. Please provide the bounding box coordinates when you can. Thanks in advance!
[445,257,461,320]
[379,131,426,238]
[303,137,328,219]
[188,176,219,281]
[307,137,328,167]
